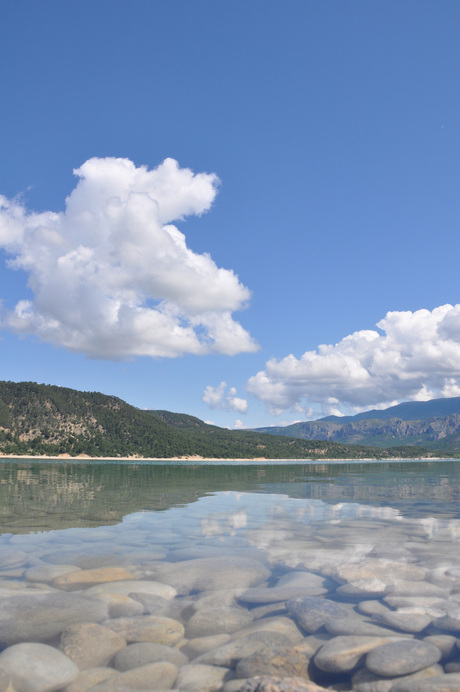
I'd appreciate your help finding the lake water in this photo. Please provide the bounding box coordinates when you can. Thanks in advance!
[1,459,460,691]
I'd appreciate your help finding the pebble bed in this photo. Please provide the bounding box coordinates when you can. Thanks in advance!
[2,492,460,691]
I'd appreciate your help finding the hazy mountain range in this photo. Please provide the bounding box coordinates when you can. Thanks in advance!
[254,397,460,453]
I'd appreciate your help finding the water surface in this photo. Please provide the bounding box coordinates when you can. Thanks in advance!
[1,458,460,691]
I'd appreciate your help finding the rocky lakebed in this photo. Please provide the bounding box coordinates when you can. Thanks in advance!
[3,502,460,691]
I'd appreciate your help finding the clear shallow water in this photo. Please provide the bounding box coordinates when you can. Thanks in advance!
[1,459,460,691]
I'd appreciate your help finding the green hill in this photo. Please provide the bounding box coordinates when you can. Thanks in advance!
[0,381,431,460]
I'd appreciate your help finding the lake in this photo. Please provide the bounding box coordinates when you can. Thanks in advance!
[1,458,460,691]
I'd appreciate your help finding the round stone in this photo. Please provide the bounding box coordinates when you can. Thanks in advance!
[235,642,313,680]
[325,617,400,637]
[104,615,184,645]
[335,559,426,585]
[423,635,457,660]
[196,632,293,668]
[114,641,188,671]
[239,571,327,604]
[233,616,305,644]
[151,557,270,595]
[107,595,145,618]
[0,642,79,692]
[0,592,109,645]
[186,605,254,637]
[174,663,233,691]
[314,636,392,673]
[182,634,232,659]
[64,667,118,692]
[286,596,349,633]
[60,622,126,670]
[336,579,390,600]
[366,639,442,677]
[377,610,432,633]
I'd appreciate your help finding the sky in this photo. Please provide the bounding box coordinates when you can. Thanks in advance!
[1,0,460,429]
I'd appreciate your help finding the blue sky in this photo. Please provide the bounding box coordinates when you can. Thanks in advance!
[1,1,460,429]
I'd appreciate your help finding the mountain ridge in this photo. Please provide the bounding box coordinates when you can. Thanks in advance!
[253,396,460,452]
[320,397,460,423]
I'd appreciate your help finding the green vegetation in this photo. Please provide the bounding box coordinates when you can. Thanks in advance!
[0,380,434,460]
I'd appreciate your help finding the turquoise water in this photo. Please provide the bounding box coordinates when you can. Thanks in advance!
[1,459,460,690]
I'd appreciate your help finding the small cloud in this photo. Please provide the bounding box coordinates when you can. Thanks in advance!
[202,381,248,414]
[233,419,247,429]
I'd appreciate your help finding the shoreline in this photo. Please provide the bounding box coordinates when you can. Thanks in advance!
[0,453,451,462]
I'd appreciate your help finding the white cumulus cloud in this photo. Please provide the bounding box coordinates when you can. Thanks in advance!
[202,381,248,413]
[247,304,460,415]
[0,157,258,359]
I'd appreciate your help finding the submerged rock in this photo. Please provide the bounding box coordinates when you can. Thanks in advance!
[235,641,314,680]
[104,614,184,645]
[423,634,458,660]
[60,622,126,670]
[0,592,108,645]
[325,617,402,637]
[174,663,234,691]
[314,636,392,673]
[186,604,254,637]
[365,639,442,677]
[335,559,426,585]
[63,667,118,692]
[238,571,327,604]
[377,609,432,633]
[181,633,232,659]
[232,616,304,644]
[286,596,349,633]
[0,642,79,692]
[150,557,270,595]
[113,641,188,671]
[195,631,293,668]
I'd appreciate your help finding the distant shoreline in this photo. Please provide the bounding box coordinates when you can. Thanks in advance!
[0,453,449,462]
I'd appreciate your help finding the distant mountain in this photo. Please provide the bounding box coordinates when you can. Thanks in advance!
[254,397,460,453]
[0,380,432,460]
[321,397,460,423]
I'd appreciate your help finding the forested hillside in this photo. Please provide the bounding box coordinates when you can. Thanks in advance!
[0,381,432,459]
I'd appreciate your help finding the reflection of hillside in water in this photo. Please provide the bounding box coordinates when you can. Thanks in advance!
[1,459,460,533]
